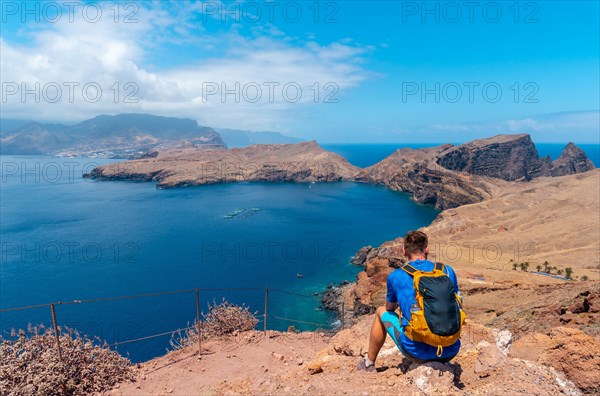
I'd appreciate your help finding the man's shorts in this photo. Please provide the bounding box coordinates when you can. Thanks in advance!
[379,310,454,364]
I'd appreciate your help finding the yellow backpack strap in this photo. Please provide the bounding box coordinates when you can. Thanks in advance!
[399,264,418,276]
[434,262,445,272]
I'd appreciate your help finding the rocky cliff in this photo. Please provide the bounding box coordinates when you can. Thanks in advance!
[435,134,548,180]
[356,134,595,209]
[551,142,596,176]
[354,145,494,210]
[435,134,595,180]
[85,141,361,188]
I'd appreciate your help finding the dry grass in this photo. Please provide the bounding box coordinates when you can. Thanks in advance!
[170,299,259,350]
[0,324,134,395]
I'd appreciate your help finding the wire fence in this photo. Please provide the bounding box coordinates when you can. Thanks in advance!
[0,286,346,362]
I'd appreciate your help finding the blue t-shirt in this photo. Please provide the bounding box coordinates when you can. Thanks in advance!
[386,259,461,360]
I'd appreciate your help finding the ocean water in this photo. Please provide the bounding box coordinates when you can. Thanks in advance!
[323,144,439,168]
[0,155,439,362]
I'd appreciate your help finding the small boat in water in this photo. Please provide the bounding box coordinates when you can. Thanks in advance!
[296,273,303,278]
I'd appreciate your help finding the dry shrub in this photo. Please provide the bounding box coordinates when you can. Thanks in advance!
[0,324,134,395]
[170,299,258,350]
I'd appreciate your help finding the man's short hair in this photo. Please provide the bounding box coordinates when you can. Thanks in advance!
[403,230,428,256]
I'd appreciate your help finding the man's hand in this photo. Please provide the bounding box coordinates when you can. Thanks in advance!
[386,301,398,312]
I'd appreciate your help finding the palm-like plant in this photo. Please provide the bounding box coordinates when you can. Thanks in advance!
[543,261,550,272]
[565,267,573,279]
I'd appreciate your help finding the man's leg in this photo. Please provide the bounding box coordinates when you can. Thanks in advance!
[358,307,402,371]
[368,306,389,362]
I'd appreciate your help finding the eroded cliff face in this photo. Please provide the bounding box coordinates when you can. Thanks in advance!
[85,141,361,188]
[356,134,595,209]
[354,144,494,210]
[435,134,547,180]
[436,135,595,180]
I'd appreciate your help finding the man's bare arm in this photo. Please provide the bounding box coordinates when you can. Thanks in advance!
[386,301,398,311]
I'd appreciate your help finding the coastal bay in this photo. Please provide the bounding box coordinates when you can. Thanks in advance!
[0,154,439,362]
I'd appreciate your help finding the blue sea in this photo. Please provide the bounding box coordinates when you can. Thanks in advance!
[0,152,439,362]
[1,142,597,362]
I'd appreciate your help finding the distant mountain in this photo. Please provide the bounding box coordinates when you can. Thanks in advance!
[216,128,304,148]
[0,118,32,135]
[0,122,77,155]
[0,114,226,158]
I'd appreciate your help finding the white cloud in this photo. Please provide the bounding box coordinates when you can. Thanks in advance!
[427,111,600,143]
[0,2,371,131]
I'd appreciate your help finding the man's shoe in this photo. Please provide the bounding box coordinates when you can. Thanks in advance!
[356,358,377,372]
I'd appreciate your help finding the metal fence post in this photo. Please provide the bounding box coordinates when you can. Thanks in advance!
[50,304,63,363]
[195,288,202,358]
[264,288,269,335]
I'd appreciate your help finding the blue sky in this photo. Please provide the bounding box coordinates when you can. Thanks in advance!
[1,1,599,143]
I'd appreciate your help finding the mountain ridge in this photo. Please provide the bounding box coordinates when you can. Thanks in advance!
[0,113,226,157]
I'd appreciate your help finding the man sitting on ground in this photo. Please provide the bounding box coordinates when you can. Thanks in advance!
[357,230,464,371]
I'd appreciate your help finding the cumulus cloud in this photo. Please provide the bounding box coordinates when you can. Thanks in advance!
[0,2,371,130]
